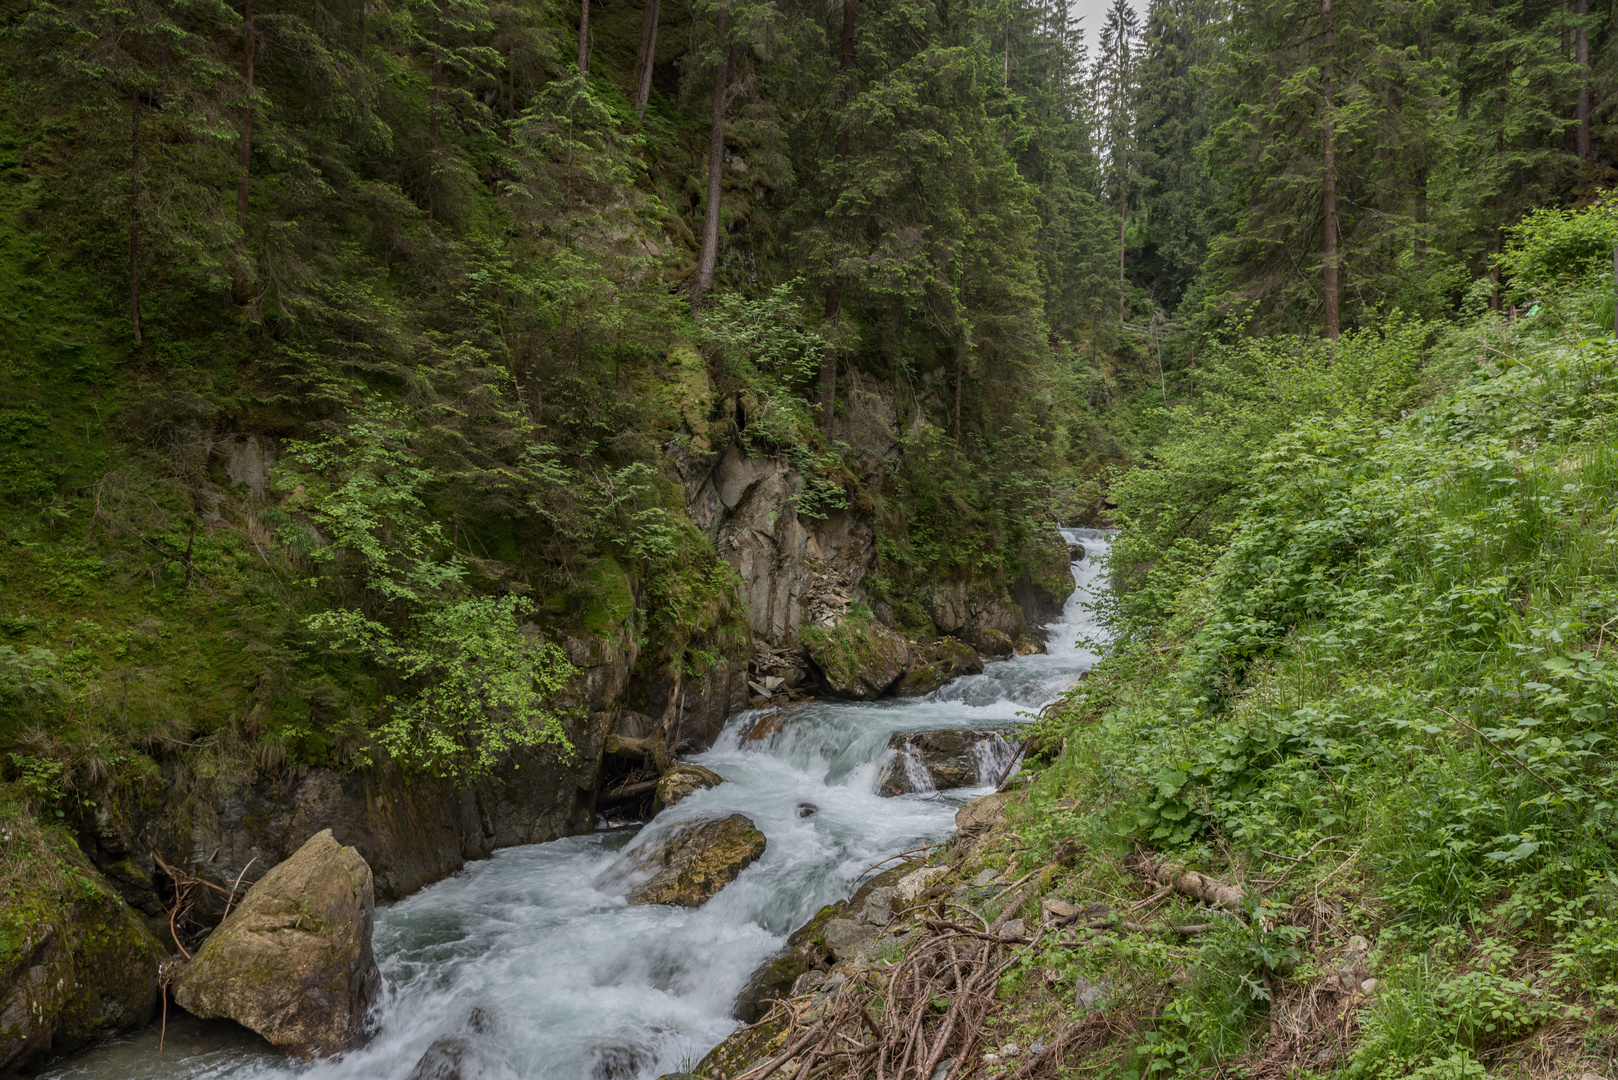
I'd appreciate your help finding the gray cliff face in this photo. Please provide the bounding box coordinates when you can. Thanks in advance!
[682,443,875,648]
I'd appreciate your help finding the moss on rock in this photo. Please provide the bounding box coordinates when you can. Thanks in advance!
[0,797,165,1075]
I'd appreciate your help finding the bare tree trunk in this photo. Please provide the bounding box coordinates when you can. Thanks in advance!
[693,12,732,309]
[1321,0,1339,341]
[577,0,591,75]
[356,0,364,60]
[234,0,255,304]
[819,0,854,434]
[819,287,839,435]
[129,94,142,347]
[507,42,515,144]
[954,328,968,446]
[1118,195,1127,323]
[429,47,441,222]
[633,0,661,117]
[1577,0,1590,166]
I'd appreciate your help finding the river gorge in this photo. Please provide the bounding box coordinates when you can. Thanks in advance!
[42,532,1110,1080]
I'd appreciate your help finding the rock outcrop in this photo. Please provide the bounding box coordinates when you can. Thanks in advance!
[172,829,382,1060]
[895,637,983,696]
[594,814,766,907]
[0,826,164,1075]
[679,444,876,649]
[802,615,911,699]
[876,728,1018,796]
[731,864,911,1023]
[651,764,724,815]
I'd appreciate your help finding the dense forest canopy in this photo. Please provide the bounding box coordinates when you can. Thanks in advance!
[0,0,1611,796]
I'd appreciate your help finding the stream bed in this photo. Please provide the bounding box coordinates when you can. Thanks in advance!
[44,529,1111,1080]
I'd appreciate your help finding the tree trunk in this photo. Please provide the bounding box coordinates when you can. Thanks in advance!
[1576,0,1590,166]
[577,0,591,75]
[1118,193,1127,323]
[693,12,732,309]
[129,94,142,347]
[507,42,515,144]
[819,287,840,434]
[818,0,854,433]
[234,0,255,304]
[429,30,442,223]
[356,0,364,60]
[953,328,968,447]
[633,0,661,117]
[1321,0,1339,341]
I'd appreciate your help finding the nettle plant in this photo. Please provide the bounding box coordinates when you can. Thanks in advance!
[286,403,575,779]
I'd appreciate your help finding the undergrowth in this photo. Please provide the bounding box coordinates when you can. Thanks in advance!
[987,201,1618,1077]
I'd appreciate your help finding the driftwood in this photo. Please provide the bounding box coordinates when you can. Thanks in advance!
[603,733,672,774]
[1142,860,1246,908]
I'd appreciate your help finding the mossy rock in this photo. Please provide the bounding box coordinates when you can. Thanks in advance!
[171,829,382,1060]
[598,814,767,908]
[730,863,910,1023]
[802,613,910,699]
[896,637,982,696]
[651,764,725,815]
[0,809,165,1075]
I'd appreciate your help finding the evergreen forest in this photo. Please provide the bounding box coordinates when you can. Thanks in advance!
[0,0,1616,1073]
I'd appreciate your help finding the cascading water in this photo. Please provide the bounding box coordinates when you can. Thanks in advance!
[44,530,1111,1080]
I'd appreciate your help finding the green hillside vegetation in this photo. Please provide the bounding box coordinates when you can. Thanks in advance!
[980,202,1618,1076]
[0,0,1129,808]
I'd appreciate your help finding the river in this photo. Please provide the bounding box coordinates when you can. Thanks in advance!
[43,529,1111,1080]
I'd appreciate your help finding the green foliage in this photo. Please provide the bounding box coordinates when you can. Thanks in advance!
[288,406,577,778]
[1500,201,1618,299]
[700,282,849,518]
[1008,209,1618,1076]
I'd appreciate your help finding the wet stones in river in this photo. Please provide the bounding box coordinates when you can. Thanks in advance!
[594,814,767,907]
[170,829,382,1060]
[1069,542,1087,562]
[403,1001,502,1080]
[876,728,1018,796]
[590,1035,660,1080]
[895,637,984,697]
[650,764,724,816]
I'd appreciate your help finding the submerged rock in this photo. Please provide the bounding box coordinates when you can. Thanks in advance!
[803,616,911,699]
[171,829,382,1060]
[895,637,984,697]
[876,728,1018,796]
[651,764,724,815]
[595,814,766,908]
[403,1001,500,1080]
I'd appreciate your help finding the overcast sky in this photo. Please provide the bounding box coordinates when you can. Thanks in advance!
[1068,0,1139,62]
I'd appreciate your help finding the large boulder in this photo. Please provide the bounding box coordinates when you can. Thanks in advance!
[595,814,766,907]
[877,728,1018,796]
[0,823,164,1075]
[651,764,724,815]
[895,637,983,697]
[172,829,382,1060]
[802,615,910,699]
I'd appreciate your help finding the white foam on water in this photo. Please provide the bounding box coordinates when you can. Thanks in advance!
[43,530,1112,1080]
